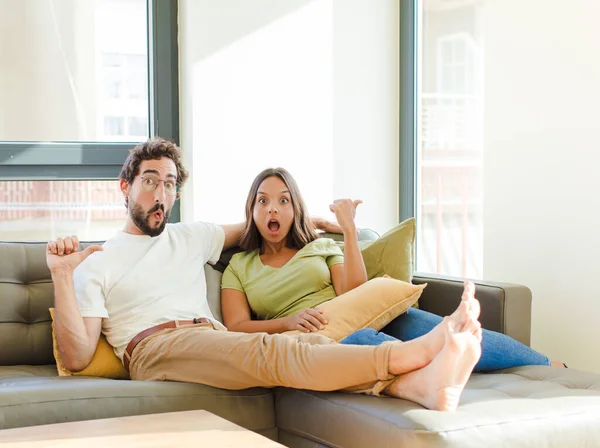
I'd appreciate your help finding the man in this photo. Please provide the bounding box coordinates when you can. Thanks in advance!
[47,137,482,411]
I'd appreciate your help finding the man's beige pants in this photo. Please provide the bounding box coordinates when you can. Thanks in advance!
[129,322,396,395]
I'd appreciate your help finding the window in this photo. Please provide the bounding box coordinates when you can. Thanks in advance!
[100,53,149,141]
[128,117,149,137]
[0,181,125,241]
[0,0,180,242]
[0,0,149,142]
[104,116,126,136]
[415,0,484,278]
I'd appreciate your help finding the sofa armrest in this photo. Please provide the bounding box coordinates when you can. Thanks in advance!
[412,273,532,347]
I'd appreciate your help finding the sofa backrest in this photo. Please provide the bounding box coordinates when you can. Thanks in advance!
[0,241,227,366]
[0,230,377,366]
[0,242,55,365]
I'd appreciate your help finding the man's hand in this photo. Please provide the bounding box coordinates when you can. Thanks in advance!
[46,236,103,274]
[311,216,343,234]
[285,308,328,333]
[329,199,362,235]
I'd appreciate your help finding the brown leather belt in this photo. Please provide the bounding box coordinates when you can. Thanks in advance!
[123,318,212,372]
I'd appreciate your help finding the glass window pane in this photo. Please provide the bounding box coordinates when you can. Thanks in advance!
[126,54,148,101]
[0,0,149,142]
[104,116,125,136]
[417,1,484,278]
[0,181,126,241]
[127,117,148,137]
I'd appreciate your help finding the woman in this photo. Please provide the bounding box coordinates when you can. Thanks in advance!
[221,167,562,372]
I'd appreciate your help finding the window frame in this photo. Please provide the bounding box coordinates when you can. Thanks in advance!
[0,0,181,221]
[399,0,418,223]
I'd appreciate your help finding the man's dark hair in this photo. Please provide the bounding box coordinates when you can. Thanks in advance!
[240,167,318,252]
[119,137,189,200]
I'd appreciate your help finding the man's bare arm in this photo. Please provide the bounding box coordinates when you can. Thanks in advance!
[47,237,104,372]
[52,271,102,371]
[221,222,246,249]
[220,218,342,250]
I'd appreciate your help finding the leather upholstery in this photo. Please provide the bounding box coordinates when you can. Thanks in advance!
[0,243,55,365]
[413,272,532,346]
[275,366,600,447]
[3,240,599,448]
[0,366,275,434]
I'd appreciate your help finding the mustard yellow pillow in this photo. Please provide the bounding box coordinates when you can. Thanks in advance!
[282,277,425,342]
[49,308,129,379]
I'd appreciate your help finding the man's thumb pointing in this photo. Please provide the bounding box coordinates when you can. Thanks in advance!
[82,245,103,259]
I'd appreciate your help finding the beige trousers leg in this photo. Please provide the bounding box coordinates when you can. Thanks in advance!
[129,323,395,395]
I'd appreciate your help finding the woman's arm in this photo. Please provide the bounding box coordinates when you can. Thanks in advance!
[222,288,328,334]
[329,199,368,295]
[222,288,290,334]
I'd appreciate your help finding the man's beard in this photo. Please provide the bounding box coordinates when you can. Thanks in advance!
[129,200,170,237]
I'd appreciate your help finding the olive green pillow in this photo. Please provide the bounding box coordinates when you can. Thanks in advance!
[336,217,416,282]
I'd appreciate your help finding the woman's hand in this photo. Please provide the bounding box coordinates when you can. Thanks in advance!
[286,308,328,333]
[329,199,362,235]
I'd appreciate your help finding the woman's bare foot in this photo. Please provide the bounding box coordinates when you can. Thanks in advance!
[385,318,447,375]
[458,280,482,342]
[551,361,567,368]
[385,318,481,411]
[387,281,483,375]
[462,280,481,321]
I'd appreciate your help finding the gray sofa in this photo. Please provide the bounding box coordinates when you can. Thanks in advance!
[2,240,600,447]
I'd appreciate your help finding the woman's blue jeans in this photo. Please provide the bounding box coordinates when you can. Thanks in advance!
[340,308,550,372]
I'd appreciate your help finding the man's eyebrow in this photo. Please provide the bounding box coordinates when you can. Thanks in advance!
[141,169,177,179]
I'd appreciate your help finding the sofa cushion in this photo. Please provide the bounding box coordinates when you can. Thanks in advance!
[205,264,224,323]
[0,243,55,366]
[0,367,276,435]
[282,277,425,341]
[0,365,58,379]
[49,308,130,379]
[274,366,600,447]
[322,219,416,284]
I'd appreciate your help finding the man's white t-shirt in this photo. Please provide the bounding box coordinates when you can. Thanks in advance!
[72,221,225,361]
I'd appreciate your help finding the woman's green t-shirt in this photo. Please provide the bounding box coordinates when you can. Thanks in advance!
[221,238,344,320]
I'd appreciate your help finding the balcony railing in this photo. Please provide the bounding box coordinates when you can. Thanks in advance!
[418,93,483,278]
[0,181,123,221]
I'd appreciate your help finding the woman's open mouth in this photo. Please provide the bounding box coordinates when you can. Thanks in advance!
[267,219,280,235]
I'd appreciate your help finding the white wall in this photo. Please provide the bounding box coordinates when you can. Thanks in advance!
[483,0,600,372]
[178,0,399,234]
[332,1,399,234]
